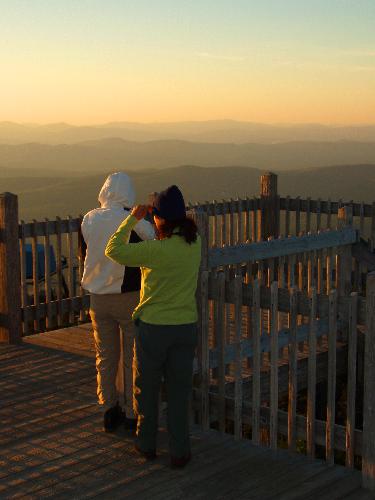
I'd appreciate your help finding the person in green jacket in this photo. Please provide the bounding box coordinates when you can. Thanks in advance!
[105,185,201,468]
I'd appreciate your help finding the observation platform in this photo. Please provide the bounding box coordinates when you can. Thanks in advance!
[0,328,370,499]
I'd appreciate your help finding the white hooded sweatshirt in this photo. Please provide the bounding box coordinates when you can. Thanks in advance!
[81,172,155,294]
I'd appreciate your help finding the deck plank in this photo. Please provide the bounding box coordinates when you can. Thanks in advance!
[0,340,368,499]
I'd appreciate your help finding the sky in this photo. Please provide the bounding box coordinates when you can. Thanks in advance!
[1,0,375,125]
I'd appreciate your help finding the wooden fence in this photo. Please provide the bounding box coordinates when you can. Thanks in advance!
[18,216,90,335]
[194,272,375,488]
[190,175,375,490]
[2,172,375,490]
[0,172,373,340]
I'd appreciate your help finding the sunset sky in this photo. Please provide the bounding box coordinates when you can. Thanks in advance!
[1,0,375,125]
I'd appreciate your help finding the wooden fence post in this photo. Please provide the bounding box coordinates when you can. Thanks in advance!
[194,208,210,429]
[337,206,353,297]
[0,193,22,343]
[362,271,375,491]
[257,172,279,241]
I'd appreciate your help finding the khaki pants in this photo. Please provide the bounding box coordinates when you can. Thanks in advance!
[90,292,139,418]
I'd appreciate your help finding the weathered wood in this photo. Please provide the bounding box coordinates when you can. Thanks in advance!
[284,195,291,237]
[221,201,227,247]
[67,216,75,324]
[316,198,322,231]
[31,220,40,332]
[326,289,337,464]
[258,172,279,241]
[233,275,243,440]
[362,272,375,491]
[327,199,332,229]
[208,227,358,268]
[307,287,317,457]
[326,247,333,294]
[244,197,250,242]
[0,193,22,343]
[198,270,209,430]
[360,202,365,235]
[216,272,226,433]
[55,216,63,327]
[22,294,90,320]
[317,249,323,294]
[252,279,261,445]
[306,197,311,233]
[195,210,209,270]
[19,221,29,335]
[229,199,235,246]
[252,197,258,242]
[295,197,301,235]
[270,281,279,450]
[43,219,52,329]
[278,196,373,218]
[77,215,86,323]
[237,200,243,245]
[288,288,298,451]
[212,200,218,247]
[337,207,354,296]
[208,273,368,325]
[346,292,358,468]
[19,217,82,238]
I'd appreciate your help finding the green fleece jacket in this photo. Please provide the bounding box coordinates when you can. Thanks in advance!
[105,215,201,325]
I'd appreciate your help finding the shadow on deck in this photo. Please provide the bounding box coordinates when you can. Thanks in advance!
[0,329,371,499]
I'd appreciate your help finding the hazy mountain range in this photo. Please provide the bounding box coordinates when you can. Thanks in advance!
[1,138,375,172]
[2,163,375,221]
[1,120,375,145]
[1,120,375,220]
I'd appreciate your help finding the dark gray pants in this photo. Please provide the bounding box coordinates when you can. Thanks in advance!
[133,320,197,457]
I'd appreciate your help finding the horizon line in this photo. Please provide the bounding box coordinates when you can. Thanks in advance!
[1,119,375,128]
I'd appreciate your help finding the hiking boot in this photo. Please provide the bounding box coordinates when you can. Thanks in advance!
[170,452,191,469]
[134,443,157,460]
[103,403,123,432]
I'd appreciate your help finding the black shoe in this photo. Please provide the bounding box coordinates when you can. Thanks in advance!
[103,403,123,432]
[134,443,157,460]
[170,452,191,469]
[124,417,137,430]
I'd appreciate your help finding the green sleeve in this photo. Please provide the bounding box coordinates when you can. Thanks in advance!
[105,214,154,267]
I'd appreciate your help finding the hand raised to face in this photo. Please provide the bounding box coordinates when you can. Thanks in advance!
[131,205,149,221]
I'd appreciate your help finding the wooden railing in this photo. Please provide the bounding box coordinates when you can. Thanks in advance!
[2,172,375,490]
[1,172,373,340]
[194,267,375,490]
[19,216,89,335]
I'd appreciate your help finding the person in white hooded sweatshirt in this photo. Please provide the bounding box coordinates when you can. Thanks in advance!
[81,172,155,431]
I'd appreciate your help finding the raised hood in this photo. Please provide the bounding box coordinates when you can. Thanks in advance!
[98,172,136,209]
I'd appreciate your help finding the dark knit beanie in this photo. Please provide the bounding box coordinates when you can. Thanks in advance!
[152,185,186,221]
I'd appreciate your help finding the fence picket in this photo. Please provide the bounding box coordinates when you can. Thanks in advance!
[346,292,358,468]
[270,281,279,450]
[19,221,29,335]
[43,219,52,329]
[234,275,243,440]
[252,279,261,446]
[307,287,317,457]
[326,289,337,464]
[288,287,298,451]
[285,195,290,237]
[55,216,63,327]
[216,272,226,434]
[31,220,40,332]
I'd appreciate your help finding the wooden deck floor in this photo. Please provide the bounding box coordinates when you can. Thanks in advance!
[0,329,372,499]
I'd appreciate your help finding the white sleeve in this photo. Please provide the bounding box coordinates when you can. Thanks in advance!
[134,219,155,241]
[81,214,90,242]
